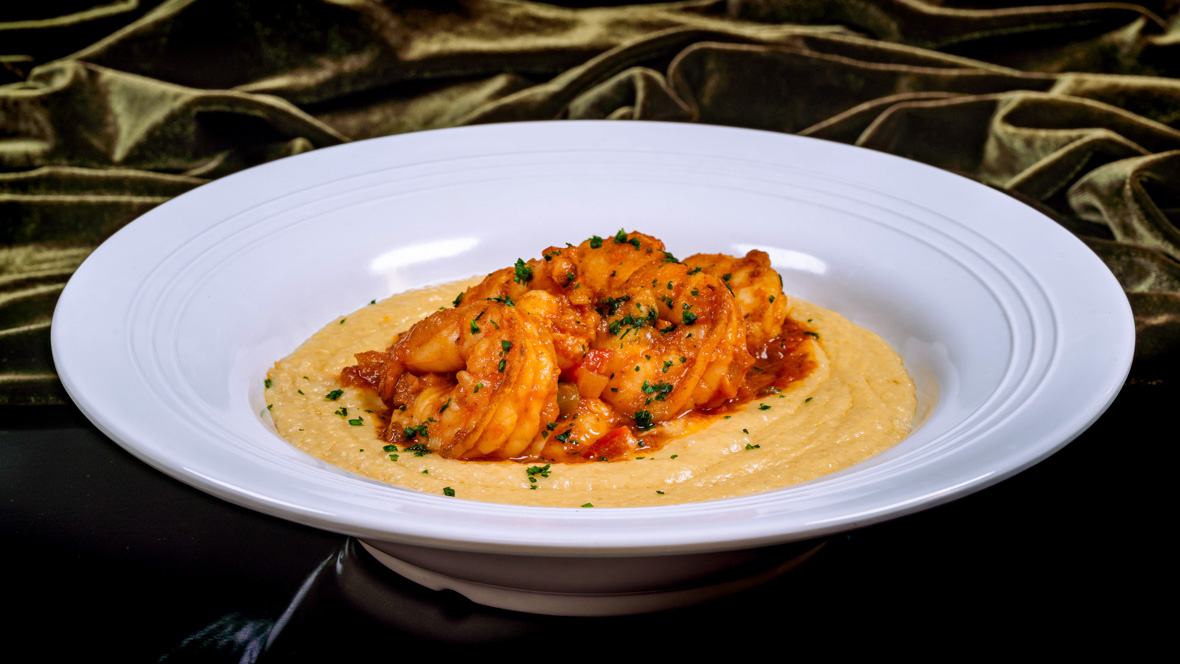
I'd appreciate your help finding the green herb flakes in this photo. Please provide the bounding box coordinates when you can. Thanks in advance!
[513,258,533,284]
[634,410,655,430]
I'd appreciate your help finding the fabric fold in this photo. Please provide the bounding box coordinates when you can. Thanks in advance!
[3,0,1180,403]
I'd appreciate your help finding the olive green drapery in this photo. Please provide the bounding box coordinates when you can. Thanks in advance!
[3,0,1178,405]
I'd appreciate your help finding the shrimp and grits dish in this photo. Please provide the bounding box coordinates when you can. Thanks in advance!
[266,231,915,507]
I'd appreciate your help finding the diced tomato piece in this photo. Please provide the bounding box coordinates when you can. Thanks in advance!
[582,349,612,374]
[582,426,635,461]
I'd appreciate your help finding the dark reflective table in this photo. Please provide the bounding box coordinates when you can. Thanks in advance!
[3,379,1163,659]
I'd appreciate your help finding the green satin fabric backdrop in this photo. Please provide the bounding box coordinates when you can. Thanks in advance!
[3,0,1178,404]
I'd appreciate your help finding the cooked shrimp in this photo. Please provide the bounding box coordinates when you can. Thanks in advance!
[682,250,790,352]
[514,290,599,372]
[376,300,560,460]
[341,232,811,464]
[463,230,669,305]
[572,230,669,297]
[590,261,753,428]
[537,393,633,462]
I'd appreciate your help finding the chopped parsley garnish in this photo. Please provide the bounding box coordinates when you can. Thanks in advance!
[662,251,679,263]
[513,258,533,284]
[656,490,665,495]
[501,340,513,352]
[634,410,655,430]
[662,360,674,373]
[470,318,481,334]
[439,399,451,414]
[769,295,776,303]
[554,429,573,443]
[687,266,702,275]
[488,295,515,306]
[804,331,820,338]
[596,295,631,316]
[443,487,456,497]
[608,308,657,337]
[334,407,348,417]
[406,443,433,457]
[339,318,347,325]
[589,235,603,248]
[498,359,506,372]
[526,464,551,484]
[325,389,344,401]
[805,397,813,403]
[721,273,732,281]
[682,310,698,325]
[264,378,272,389]
[745,443,761,450]
[642,380,674,401]
[452,292,464,307]
[403,424,429,441]
[348,417,364,426]
[582,503,594,508]
[474,383,482,393]
[759,403,771,411]
[612,229,640,249]
[660,323,677,334]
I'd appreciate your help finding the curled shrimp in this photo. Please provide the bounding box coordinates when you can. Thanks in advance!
[458,230,669,307]
[340,232,813,464]
[373,299,560,460]
[589,261,753,428]
[683,250,790,352]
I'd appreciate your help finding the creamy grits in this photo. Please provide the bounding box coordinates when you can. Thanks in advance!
[265,278,916,508]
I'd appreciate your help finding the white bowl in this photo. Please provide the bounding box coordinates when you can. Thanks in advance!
[52,121,1133,615]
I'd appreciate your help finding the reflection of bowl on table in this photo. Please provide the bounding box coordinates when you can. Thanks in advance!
[51,122,1133,616]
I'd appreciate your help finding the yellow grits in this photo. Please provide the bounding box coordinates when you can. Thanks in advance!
[265,278,916,508]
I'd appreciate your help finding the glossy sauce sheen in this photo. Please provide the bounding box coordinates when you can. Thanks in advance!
[266,278,916,508]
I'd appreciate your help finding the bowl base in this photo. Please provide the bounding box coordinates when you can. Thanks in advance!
[359,540,824,616]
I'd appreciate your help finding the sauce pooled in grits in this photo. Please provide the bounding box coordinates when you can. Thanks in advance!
[266,231,916,507]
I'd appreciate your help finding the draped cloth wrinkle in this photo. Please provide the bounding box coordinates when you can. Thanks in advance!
[2,0,1178,404]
